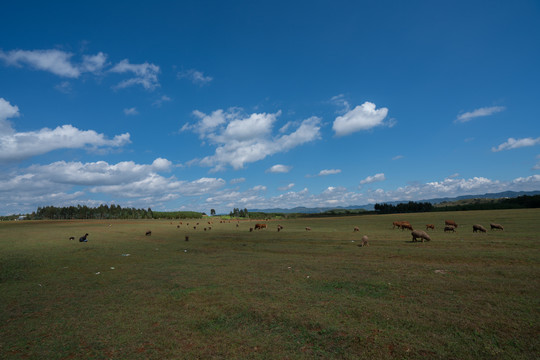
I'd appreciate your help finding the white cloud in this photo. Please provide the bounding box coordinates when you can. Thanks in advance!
[0,98,19,134]
[0,158,226,214]
[392,155,404,160]
[330,94,351,113]
[178,69,213,86]
[492,137,540,152]
[229,177,246,184]
[278,183,295,191]
[110,59,160,90]
[267,164,292,173]
[124,107,139,116]
[80,52,107,73]
[332,102,388,136]
[187,109,321,170]
[27,158,172,186]
[0,49,108,78]
[318,169,341,176]
[0,49,80,77]
[0,99,130,162]
[455,106,505,123]
[0,124,130,162]
[152,95,172,107]
[360,173,386,185]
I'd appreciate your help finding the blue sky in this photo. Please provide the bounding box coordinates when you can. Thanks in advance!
[1,0,539,215]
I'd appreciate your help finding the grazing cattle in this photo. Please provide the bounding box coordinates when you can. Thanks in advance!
[193,226,197,230]
[145,230,152,236]
[393,221,412,230]
[204,228,207,231]
[236,224,239,228]
[444,226,456,233]
[411,230,431,243]
[490,223,504,231]
[79,233,89,242]
[426,224,435,231]
[185,236,189,241]
[401,223,413,231]
[445,220,458,228]
[360,235,369,247]
[254,223,267,230]
[69,236,75,240]
[249,227,253,232]
[473,224,487,233]
[177,225,180,228]
[208,227,211,230]
[305,227,311,231]
[354,226,360,232]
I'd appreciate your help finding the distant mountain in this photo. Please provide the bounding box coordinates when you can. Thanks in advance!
[249,190,540,214]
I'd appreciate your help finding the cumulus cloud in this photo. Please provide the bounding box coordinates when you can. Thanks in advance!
[492,137,540,152]
[0,158,226,214]
[455,106,505,123]
[0,125,130,163]
[0,98,131,162]
[0,49,107,77]
[267,164,292,173]
[186,108,321,170]
[332,102,389,136]
[0,98,19,134]
[27,158,172,186]
[178,69,213,86]
[360,173,386,185]
[109,59,160,90]
[278,183,295,191]
[0,48,166,92]
[318,169,341,176]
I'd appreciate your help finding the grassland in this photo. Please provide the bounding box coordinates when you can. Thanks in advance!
[1,209,539,359]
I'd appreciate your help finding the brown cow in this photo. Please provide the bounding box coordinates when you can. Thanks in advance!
[473,224,487,233]
[444,226,456,233]
[393,221,411,230]
[254,223,267,230]
[490,223,504,230]
[354,226,360,232]
[425,224,435,231]
[401,223,413,231]
[305,227,311,231]
[145,230,152,236]
[445,220,458,228]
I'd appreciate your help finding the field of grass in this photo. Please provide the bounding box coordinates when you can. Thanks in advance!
[1,209,539,359]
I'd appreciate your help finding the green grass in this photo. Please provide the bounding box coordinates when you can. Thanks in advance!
[1,209,539,359]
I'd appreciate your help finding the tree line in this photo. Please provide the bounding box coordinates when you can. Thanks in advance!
[374,195,540,214]
[25,205,155,220]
